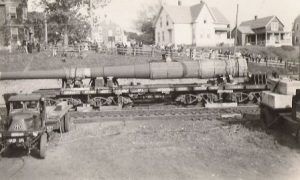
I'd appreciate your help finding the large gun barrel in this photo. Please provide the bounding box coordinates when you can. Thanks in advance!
[0,59,247,80]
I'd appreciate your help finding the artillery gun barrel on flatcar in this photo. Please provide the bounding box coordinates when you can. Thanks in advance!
[0,59,248,80]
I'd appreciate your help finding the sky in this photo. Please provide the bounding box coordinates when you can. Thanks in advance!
[29,0,300,32]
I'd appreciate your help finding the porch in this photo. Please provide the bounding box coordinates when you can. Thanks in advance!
[245,32,290,47]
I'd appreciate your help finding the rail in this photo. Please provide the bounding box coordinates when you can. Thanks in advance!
[70,105,258,124]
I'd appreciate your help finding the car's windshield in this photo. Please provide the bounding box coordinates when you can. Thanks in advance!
[11,101,23,110]
[26,101,38,109]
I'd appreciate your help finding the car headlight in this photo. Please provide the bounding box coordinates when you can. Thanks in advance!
[32,131,38,137]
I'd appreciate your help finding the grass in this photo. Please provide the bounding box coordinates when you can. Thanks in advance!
[0,51,162,72]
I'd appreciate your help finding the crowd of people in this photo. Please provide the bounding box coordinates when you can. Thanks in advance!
[240,52,283,64]
[13,39,41,54]
[8,38,286,66]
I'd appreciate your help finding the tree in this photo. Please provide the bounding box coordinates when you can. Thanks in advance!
[140,21,155,44]
[134,3,160,45]
[39,0,91,45]
[125,31,141,42]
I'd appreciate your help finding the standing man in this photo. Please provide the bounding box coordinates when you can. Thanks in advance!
[23,39,28,54]
[36,41,41,52]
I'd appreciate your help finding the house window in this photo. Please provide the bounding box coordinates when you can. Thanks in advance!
[166,15,169,26]
[168,30,172,42]
[23,7,27,19]
[157,32,160,43]
[9,7,17,19]
[162,31,165,42]
[271,22,279,31]
[204,20,207,24]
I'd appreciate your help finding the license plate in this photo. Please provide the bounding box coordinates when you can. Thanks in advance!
[47,126,54,132]
[11,132,24,137]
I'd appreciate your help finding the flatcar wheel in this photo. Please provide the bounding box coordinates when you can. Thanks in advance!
[39,133,47,159]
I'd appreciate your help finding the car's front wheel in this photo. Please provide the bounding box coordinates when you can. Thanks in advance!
[39,133,47,159]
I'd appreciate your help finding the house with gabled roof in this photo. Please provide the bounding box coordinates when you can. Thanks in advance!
[153,0,233,47]
[233,16,292,47]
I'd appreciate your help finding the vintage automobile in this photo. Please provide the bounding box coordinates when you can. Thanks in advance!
[0,94,72,158]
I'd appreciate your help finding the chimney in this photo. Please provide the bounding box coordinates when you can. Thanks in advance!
[254,15,258,20]
[178,0,182,6]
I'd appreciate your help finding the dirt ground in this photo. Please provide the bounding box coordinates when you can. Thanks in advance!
[1,114,300,180]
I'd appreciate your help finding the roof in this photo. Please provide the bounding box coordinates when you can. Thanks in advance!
[215,27,230,31]
[9,94,42,102]
[154,2,229,25]
[240,16,275,29]
[210,7,229,24]
[164,5,193,24]
[237,26,255,34]
[190,3,205,22]
[293,14,300,30]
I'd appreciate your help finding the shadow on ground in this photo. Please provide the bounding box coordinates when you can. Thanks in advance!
[233,111,300,151]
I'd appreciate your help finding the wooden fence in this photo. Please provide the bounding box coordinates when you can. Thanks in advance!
[250,59,299,71]
[42,45,298,70]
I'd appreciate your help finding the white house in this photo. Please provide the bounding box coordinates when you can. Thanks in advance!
[154,0,233,47]
[233,16,292,47]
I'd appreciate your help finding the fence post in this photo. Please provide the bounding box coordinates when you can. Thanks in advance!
[285,61,287,70]
[151,48,154,57]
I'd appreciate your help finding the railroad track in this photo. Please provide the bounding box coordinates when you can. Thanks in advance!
[1,105,260,124]
[70,105,259,124]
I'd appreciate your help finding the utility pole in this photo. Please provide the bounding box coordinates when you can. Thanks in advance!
[44,12,48,46]
[89,0,94,42]
[298,30,300,80]
[234,4,239,54]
